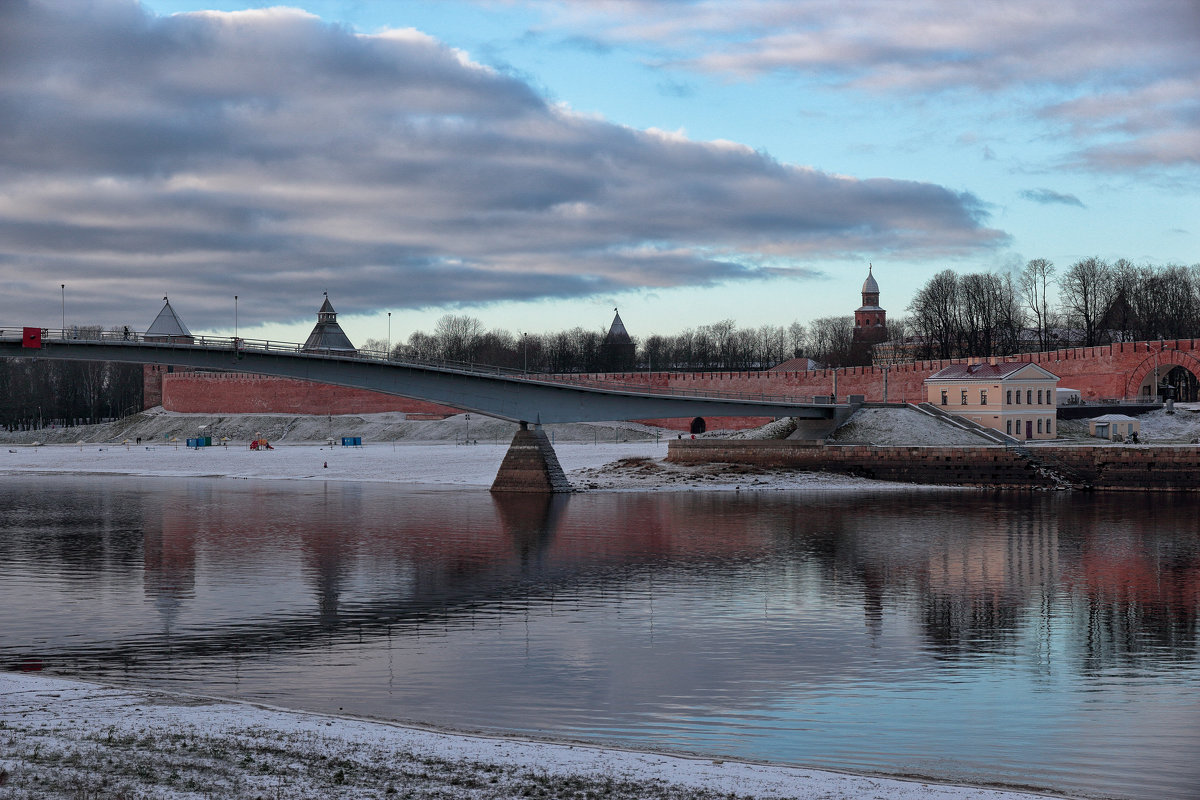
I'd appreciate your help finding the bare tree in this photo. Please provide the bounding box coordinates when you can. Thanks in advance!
[433,314,484,362]
[1059,257,1113,346]
[787,321,808,358]
[1102,259,1139,341]
[908,270,962,359]
[1020,258,1056,351]
[808,316,855,366]
[361,337,387,355]
[406,330,437,360]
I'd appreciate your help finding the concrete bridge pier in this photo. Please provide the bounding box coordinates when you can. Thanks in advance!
[490,422,572,493]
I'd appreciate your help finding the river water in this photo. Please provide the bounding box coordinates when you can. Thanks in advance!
[2,475,1197,799]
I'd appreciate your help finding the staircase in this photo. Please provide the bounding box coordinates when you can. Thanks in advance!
[910,403,1016,445]
[910,403,1089,489]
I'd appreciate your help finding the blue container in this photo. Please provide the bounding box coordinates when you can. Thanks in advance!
[341,436,363,447]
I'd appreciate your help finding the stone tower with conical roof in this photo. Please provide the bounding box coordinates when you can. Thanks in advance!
[850,264,887,365]
[142,296,196,409]
[145,296,193,343]
[302,293,357,354]
[600,308,636,372]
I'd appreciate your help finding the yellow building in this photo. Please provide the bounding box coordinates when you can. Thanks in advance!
[924,362,1060,440]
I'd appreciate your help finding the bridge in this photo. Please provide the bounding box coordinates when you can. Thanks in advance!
[2,326,854,491]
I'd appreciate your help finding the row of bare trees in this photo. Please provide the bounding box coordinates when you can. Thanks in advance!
[904,258,1200,360]
[382,258,1197,372]
[367,315,812,373]
[0,358,143,432]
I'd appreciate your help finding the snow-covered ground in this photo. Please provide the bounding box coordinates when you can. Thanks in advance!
[0,408,936,491]
[0,408,667,447]
[0,436,922,493]
[828,406,993,446]
[0,673,1078,800]
[1055,404,1200,443]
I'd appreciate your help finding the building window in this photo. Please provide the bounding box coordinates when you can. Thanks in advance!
[980,390,988,405]
[1037,418,1043,433]
[1015,390,1021,404]
[1006,389,1012,404]
[961,389,968,405]
[1006,419,1012,434]
[1027,389,1033,404]
[941,390,948,406]
[1037,389,1042,404]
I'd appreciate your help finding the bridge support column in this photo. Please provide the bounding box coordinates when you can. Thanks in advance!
[490,422,572,493]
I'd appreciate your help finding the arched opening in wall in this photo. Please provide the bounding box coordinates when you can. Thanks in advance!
[1138,365,1200,401]
[1166,366,1199,401]
[690,417,707,434]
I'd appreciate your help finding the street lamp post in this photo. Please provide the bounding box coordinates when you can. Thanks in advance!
[387,312,391,358]
[521,332,528,372]
[60,284,65,333]
[234,295,238,345]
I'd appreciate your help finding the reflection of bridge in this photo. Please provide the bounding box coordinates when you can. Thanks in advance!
[2,326,855,491]
[11,486,1195,678]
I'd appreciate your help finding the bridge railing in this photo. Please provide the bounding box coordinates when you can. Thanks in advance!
[2,327,841,405]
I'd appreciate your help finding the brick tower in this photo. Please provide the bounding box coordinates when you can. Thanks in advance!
[850,264,887,365]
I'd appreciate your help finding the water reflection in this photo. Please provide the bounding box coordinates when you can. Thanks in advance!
[1,477,1198,799]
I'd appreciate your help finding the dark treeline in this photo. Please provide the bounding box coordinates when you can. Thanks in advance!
[0,358,143,432]
[372,315,812,373]
[903,258,1200,360]
[385,259,1198,372]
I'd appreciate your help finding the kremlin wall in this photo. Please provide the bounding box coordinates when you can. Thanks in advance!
[143,273,1197,430]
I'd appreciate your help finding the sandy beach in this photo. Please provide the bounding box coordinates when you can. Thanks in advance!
[1,671,1075,800]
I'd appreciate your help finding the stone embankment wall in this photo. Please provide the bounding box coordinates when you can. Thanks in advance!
[667,440,1200,490]
[1049,446,1200,490]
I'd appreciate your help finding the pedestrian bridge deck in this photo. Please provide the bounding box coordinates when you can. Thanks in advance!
[1,327,851,426]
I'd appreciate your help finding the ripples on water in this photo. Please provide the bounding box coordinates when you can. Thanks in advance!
[2,476,1198,800]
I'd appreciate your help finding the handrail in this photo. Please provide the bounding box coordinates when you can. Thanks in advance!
[0,327,842,406]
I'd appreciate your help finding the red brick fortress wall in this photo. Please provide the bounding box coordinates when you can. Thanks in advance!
[160,372,461,417]
[569,338,1200,406]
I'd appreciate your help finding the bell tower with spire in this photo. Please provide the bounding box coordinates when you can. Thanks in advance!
[850,264,887,365]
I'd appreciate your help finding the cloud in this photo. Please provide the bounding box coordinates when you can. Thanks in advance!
[0,1,1003,329]
[518,0,1200,174]
[1019,189,1085,208]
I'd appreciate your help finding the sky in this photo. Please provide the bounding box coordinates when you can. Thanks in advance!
[2,0,1197,347]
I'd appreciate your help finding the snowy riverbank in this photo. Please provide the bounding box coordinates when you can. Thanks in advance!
[0,434,925,492]
[0,672,1078,800]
